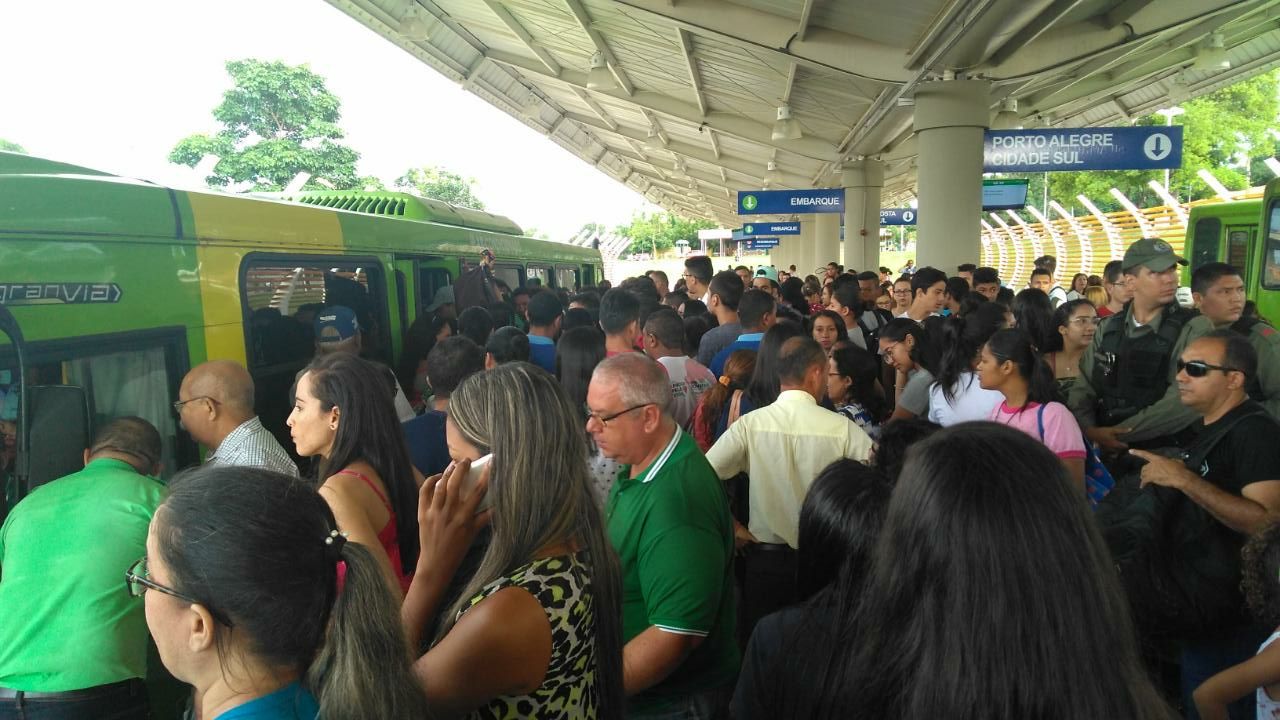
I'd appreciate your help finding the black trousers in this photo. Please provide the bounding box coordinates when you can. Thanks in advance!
[737,544,798,647]
[0,679,149,720]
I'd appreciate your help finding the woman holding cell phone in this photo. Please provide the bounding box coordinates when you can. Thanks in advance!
[402,362,625,719]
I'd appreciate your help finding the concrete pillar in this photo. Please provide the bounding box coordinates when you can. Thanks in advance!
[913,78,990,271]
[841,159,885,272]
[793,219,816,277]
[814,213,840,272]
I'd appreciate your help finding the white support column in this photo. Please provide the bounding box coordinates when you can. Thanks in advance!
[841,159,884,272]
[795,219,817,276]
[981,219,1009,280]
[913,78,991,271]
[1007,210,1044,266]
[1077,195,1123,263]
[1109,188,1154,236]
[814,213,841,272]
[990,213,1023,285]
[1050,201,1094,277]
[1148,180,1188,225]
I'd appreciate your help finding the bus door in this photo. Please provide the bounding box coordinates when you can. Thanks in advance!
[239,254,391,463]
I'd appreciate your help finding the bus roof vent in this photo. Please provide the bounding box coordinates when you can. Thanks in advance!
[288,193,409,217]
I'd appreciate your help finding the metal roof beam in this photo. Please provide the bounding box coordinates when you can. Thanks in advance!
[614,0,911,83]
[482,1,563,75]
[707,128,721,159]
[676,29,709,116]
[562,110,817,187]
[570,87,618,131]
[797,0,817,42]
[563,0,635,96]
[487,49,842,160]
[986,0,1088,66]
[1104,0,1157,28]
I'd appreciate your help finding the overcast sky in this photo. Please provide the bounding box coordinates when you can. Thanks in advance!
[0,0,655,239]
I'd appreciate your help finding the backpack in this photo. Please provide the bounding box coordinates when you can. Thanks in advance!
[1096,406,1268,642]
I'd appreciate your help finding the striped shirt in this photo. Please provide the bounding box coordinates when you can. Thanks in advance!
[207,417,299,477]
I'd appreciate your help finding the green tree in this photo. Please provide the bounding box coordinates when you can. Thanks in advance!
[1002,70,1280,215]
[0,139,25,153]
[615,212,715,255]
[169,59,361,190]
[394,166,486,209]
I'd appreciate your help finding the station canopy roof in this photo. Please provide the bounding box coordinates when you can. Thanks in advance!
[325,0,1280,227]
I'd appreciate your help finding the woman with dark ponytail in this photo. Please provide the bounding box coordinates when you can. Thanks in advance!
[925,303,1008,426]
[132,465,428,720]
[879,318,941,421]
[977,328,1086,490]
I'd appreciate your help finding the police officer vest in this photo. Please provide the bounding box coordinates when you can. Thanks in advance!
[1230,316,1273,403]
[1092,303,1195,426]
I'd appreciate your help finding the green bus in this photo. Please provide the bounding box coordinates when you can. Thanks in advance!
[1183,185,1280,323]
[0,151,602,507]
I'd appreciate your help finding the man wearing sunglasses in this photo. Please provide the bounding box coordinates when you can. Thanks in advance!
[1068,238,1208,458]
[1129,331,1280,717]
[0,417,166,719]
[1190,262,1280,419]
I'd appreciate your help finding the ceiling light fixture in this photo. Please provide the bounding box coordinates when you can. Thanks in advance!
[398,5,437,41]
[1194,32,1231,71]
[771,104,802,141]
[586,52,617,91]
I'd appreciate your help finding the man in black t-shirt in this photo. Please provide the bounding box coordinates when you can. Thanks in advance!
[1131,330,1280,719]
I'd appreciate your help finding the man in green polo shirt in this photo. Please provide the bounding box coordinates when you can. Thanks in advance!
[0,416,166,719]
[588,353,738,719]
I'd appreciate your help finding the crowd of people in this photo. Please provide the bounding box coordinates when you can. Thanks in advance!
[5,241,1280,720]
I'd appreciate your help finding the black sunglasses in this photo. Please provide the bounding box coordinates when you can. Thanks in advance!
[1177,359,1239,378]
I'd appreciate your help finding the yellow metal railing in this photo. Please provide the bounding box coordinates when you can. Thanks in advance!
[980,187,1265,279]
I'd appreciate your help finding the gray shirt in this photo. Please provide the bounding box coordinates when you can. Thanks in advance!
[697,321,743,367]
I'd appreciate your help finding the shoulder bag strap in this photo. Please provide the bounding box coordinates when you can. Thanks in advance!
[1036,403,1047,442]
[727,389,744,428]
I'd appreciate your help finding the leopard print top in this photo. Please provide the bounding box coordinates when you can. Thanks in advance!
[459,552,599,719]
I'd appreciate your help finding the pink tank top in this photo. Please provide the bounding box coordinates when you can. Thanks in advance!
[335,469,412,594]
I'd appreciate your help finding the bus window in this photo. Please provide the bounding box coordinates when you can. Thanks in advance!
[418,267,451,310]
[1190,217,1221,270]
[556,265,579,291]
[0,331,193,496]
[581,264,596,286]
[492,264,522,292]
[1266,203,1280,289]
[527,265,551,286]
[1227,229,1251,272]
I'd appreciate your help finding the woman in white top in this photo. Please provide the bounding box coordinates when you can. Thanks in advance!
[926,305,1009,426]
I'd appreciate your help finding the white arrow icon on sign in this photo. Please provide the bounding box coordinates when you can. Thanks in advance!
[902,210,915,222]
[1143,133,1173,162]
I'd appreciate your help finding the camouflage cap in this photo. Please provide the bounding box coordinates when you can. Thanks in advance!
[1122,237,1187,273]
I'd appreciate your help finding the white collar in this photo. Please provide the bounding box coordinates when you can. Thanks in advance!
[637,426,682,484]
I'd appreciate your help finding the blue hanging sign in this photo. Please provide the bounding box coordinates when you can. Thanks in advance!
[880,208,918,226]
[742,222,801,236]
[983,126,1183,172]
[738,189,844,215]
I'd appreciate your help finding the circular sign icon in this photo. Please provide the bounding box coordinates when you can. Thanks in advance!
[744,224,754,233]
[742,194,758,211]
[1143,133,1173,162]
[902,210,915,223]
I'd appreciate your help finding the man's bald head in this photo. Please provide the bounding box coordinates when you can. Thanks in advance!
[183,360,255,415]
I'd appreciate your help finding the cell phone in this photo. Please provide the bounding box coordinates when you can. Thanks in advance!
[461,454,493,513]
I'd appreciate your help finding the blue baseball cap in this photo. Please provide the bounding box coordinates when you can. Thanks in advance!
[314,305,359,343]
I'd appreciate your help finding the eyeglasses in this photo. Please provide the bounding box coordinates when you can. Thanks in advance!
[585,403,653,428]
[1068,316,1102,326]
[1177,359,1239,378]
[125,557,233,627]
[172,396,219,414]
[879,341,900,358]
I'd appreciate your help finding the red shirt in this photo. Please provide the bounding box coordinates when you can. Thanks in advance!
[1097,305,1114,318]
